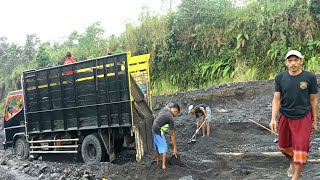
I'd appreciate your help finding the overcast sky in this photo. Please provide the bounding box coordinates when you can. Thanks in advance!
[0,0,181,45]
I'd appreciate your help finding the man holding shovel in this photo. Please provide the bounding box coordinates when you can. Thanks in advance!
[269,50,318,180]
[152,102,180,170]
[188,104,212,137]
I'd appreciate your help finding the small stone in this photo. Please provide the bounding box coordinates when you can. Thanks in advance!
[38,173,44,180]
[58,175,66,180]
[28,155,34,162]
[1,160,7,165]
[7,160,16,167]
[179,175,193,180]
[39,165,48,173]
[51,173,60,178]
[23,163,30,168]
[23,167,30,173]
[38,156,43,161]
[18,166,24,171]
[63,168,71,176]
[241,169,251,175]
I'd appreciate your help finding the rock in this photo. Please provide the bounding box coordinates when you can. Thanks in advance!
[241,169,251,175]
[1,160,7,165]
[38,156,43,161]
[38,173,44,180]
[82,173,89,178]
[23,163,30,168]
[63,168,71,176]
[51,173,61,178]
[39,165,48,174]
[7,160,16,167]
[28,155,34,162]
[217,108,229,113]
[23,167,30,173]
[179,175,193,180]
[58,175,66,180]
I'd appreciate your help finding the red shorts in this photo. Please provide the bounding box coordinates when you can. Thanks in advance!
[278,112,312,166]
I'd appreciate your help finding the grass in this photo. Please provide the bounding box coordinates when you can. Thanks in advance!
[151,79,181,95]
[152,61,259,95]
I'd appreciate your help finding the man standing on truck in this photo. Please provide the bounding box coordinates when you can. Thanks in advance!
[152,102,180,170]
[188,104,212,137]
[64,51,76,75]
[269,50,318,180]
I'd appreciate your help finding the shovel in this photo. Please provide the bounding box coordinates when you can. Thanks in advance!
[248,119,278,143]
[168,154,183,166]
[187,119,207,144]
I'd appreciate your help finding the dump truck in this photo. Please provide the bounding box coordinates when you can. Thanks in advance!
[2,52,154,163]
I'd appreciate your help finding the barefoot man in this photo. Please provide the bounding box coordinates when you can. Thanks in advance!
[152,102,180,170]
[188,104,212,137]
[269,50,318,180]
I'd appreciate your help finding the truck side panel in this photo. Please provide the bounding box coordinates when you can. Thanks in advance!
[23,53,131,133]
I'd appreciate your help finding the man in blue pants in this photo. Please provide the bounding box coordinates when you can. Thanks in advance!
[152,102,180,170]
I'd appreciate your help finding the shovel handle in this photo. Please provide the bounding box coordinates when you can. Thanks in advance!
[190,119,207,140]
[248,119,278,136]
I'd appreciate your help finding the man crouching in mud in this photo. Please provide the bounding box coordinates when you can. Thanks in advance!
[269,50,318,180]
[188,104,212,137]
[152,102,180,170]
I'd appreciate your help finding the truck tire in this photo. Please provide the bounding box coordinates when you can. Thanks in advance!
[14,138,29,160]
[81,134,106,163]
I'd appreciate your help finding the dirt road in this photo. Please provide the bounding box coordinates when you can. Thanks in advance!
[0,78,319,179]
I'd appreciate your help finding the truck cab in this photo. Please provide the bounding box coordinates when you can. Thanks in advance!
[3,90,25,150]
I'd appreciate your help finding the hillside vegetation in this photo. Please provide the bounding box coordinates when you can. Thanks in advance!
[1,0,320,114]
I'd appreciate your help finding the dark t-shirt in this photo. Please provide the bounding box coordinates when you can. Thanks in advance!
[275,71,318,119]
[195,104,208,118]
[152,107,174,135]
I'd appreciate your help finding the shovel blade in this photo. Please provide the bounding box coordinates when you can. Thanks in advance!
[187,138,196,144]
[168,154,182,166]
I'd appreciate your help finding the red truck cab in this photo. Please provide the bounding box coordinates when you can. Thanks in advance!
[3,90,26,150]
[5,91,24,120]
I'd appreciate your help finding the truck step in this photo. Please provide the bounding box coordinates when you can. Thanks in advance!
[29,138,79,143]
[30,145,78,149]
[30,151,78,154]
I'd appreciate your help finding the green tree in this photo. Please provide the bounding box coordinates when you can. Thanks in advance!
[24,34,40,61]
[35,42,50,67]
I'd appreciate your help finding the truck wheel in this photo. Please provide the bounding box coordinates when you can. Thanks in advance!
[14,138,29,160]
[81,134,106,163]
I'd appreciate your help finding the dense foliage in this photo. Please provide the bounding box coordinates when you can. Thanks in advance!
[1,0,320,114]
